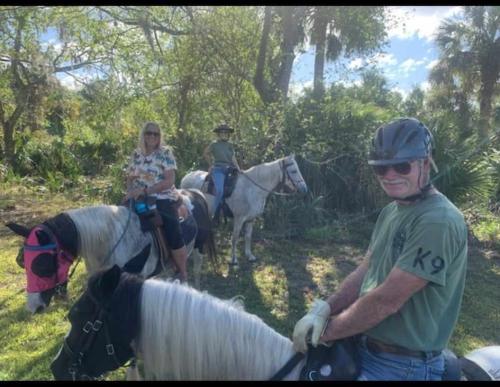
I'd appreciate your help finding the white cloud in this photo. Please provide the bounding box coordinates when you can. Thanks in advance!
[370,53,398,67]
[334,78,363,89]
[391,86,409,99]
[400,58,426,75]
[420,81,431,92]
[387,6,463,42]
[56,73,87,91]
[347,58,364,70]
[426,59,439,70]
[289,80,313,98]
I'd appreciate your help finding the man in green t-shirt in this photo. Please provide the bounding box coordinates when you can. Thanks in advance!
[292,118,468,380]
[203,123,240,222]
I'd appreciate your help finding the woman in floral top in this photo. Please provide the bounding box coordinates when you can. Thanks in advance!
[124,122,188,282]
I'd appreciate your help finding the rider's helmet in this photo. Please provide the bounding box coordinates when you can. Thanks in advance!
[213,123,234,134]
[368,117,433,166]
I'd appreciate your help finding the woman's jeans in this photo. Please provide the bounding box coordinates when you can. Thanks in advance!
[357,336,445,380]
[212,165,228,213]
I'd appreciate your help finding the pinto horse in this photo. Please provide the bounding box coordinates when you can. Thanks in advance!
[180,154,308,265]
[6,189,216,314]
[51,265,500,381]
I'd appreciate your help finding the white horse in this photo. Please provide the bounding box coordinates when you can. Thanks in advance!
[51,265,500,381]
[180,154,308,265]
[6,189,216,313]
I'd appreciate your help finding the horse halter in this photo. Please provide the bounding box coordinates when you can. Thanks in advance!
[275,159,305,194]
[61,291,131,380]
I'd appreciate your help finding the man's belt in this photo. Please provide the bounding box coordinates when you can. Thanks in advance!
[365,336,441,360]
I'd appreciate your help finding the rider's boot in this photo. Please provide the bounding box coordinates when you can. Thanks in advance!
[213,205,221,226]
[171,245,188,283]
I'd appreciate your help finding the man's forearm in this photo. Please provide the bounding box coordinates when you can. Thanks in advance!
[326,260,368,315]
[321,266,428,342]
[321,285,397,341]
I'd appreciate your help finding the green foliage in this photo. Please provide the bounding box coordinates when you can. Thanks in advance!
[15,132,81,182]
[431,120,497,205]
[282,83,396,213]
[262,194,330,238]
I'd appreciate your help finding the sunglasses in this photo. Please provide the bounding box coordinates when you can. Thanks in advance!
[145,131,160,137]
[372,161,413,176]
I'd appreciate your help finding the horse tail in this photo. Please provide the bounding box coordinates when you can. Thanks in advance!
[183,189,219,268]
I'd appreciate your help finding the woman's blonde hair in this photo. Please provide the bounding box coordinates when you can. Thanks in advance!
[139,122,165,154]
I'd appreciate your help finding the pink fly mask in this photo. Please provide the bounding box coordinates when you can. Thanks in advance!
[23,224,75,293]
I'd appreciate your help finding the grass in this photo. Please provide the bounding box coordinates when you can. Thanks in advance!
[0,181,499,380]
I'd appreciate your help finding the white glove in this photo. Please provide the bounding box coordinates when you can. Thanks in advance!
[292,299,331,353]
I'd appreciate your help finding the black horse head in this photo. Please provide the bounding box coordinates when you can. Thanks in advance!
[51,265,143,380]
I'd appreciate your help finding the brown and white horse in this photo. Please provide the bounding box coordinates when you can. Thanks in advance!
[6,189,216,313]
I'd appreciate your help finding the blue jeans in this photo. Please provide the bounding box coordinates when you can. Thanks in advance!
[212,166,228,213]
[357,336,445,380]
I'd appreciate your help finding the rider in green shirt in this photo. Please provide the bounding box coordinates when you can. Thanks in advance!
[292,118,468,380]
[203,123,240,222]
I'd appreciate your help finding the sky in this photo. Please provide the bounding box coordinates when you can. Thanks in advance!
[290,6,465,99]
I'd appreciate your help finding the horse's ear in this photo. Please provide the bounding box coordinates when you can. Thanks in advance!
[5,223,31,237]
[95,265,122,300]
[35,229,52,245]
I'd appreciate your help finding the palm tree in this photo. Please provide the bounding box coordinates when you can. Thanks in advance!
[431,6,500,140]
[307,6,387,98]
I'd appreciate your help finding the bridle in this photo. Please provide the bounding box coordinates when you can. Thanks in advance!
[241,158,305,196]
[62,291,132,381]
[275,159,306,194]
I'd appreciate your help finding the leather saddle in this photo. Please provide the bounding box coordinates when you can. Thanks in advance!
[300,336,360,381]
[133,195,197,243]
[299,337,462,381]
[205,166,239,198]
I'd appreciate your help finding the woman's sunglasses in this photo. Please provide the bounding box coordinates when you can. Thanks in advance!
[145,131,160,137]
[372,161,413,176]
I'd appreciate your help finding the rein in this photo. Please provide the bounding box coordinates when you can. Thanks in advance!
[269,351,305,380]
[240,159,299,196]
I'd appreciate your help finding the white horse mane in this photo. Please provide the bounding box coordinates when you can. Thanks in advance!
[138,279,301,380]
[66,205,154,275]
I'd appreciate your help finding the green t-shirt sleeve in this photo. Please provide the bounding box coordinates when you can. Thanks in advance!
[395,222,455,286]
[368,205,391,252]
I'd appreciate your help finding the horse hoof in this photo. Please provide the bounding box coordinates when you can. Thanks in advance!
[248,257,258,263]
[228,261,239,267]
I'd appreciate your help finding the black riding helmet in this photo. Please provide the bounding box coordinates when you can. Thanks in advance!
[368,118,433,166]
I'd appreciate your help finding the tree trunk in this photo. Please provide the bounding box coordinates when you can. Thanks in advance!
[2,121,16,167]
[276,6,306,101]
[478,70,496,141]
[313,12,327,98]
[254,6,273,104]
